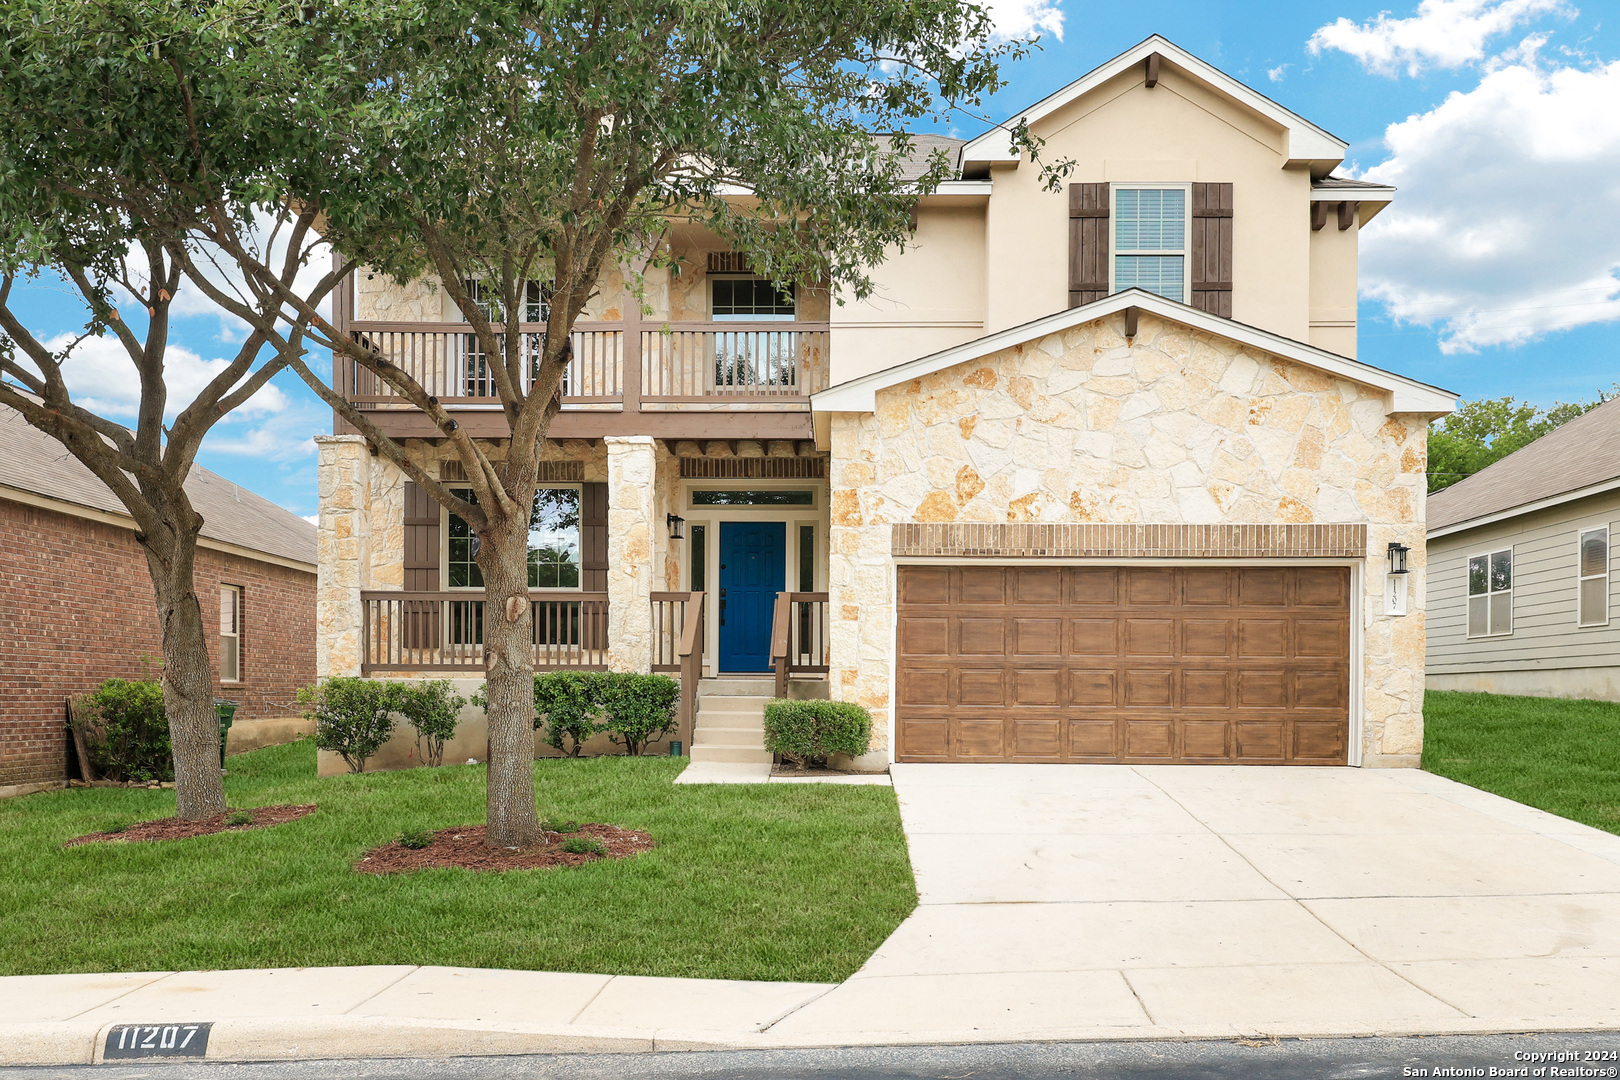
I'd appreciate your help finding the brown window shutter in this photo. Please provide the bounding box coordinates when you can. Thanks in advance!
[1068,183,1110,308]
[581,482,608,593]
[1191,183,1233,318]
[402,481,441,650]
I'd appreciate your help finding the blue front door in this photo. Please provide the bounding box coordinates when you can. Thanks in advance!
[718,521,785,672]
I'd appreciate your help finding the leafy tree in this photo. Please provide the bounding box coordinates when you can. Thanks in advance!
[1429,389,1614,492]
[387,680,468,767]
[0,1,343,817]
[235,0,1060,846]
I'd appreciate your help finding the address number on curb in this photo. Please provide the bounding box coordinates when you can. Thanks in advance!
[104,1022,212,1059]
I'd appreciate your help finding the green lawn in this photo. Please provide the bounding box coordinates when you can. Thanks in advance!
[0,741,915,981]
[1424,689,1620,835]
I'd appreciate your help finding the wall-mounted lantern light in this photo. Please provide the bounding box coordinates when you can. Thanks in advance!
[1387,542,1410,575]
[666,513,685,541]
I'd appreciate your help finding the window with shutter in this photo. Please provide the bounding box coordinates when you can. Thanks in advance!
[1068,183,1109,308]
[1191,182,1234,318]
[1113,186,1188,302]
[402,481,442,650]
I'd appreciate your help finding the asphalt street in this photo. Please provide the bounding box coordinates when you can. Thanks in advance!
[5,1033,1619,1080]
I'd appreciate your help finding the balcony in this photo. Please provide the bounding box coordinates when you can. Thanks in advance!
[334,317,829,441]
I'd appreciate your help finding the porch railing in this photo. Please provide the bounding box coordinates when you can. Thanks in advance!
[651,591,706,752]
[770,591,830,698]
[360,591,608,672]
[338,320,828,408]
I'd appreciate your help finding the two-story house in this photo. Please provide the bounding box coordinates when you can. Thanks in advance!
[315,36,1455,774]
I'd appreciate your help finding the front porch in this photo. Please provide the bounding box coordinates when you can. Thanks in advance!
[315,433,834,758]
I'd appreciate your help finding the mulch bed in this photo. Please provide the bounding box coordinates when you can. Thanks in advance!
[771,763,849,777]
[355,823,653,875]
[64,804,316,847]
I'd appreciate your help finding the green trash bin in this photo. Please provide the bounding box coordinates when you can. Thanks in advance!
[214,699,240,768]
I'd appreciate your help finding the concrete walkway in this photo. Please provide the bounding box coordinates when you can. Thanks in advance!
[6,764,1620,1064]
[767,763,1620,1043]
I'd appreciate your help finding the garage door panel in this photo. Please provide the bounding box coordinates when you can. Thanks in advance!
[1070,618,1119,655]
[958,619,1007,655]
[1069,568,1119,604]
[1012,619,1064,656]
[955,719,1007,758]
[898,717,950,759]
[959,567,1008,604]
[895,566,1348,766]
[899,667,951,706]
[1015,568,1064,604]
[1125,720,1176,757]
[1012,718,1063,758]
[899,617,951,657]
[1012,668,1063,706]
[1069,669,1117,706]
[1182,619,1232,656]
[958,668,1007,706]
[1125,618,1175,656]
[1069,719,1119,757]
[1181,670,1232,708]
[1182,721,1230,758]
[1125,670,1174,707]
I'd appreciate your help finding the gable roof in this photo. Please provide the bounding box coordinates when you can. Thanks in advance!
[0,408,316,569]
[1428,395,1620,537]
[812,288,1456,417]
[962,36,1348,174]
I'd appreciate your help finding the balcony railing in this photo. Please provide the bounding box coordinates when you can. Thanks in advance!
[337,320,828,410]
[360,591,609,672]
[771,591,830,698]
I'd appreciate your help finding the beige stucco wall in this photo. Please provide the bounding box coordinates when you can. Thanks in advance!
[826,310,1430,765]
[1310,216,1360,358]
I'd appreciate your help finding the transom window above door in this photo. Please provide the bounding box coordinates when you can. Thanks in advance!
[690,489,815,506]
[1113,186,1188,303]
[712,278,795,321]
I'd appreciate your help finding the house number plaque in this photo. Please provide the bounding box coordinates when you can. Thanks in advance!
[103,1022,212,1059]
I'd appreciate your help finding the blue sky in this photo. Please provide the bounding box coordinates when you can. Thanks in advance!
[6,0,1619,517]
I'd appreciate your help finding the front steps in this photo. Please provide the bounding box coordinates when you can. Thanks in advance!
[676,676,830,784]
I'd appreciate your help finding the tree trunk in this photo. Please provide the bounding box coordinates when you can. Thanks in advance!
[479,501,541,848]
[142,517,228,820]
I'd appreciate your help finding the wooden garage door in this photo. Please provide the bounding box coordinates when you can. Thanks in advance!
[895,565,1350,765]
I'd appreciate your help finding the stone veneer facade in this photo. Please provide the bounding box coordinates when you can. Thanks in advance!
[826,310,1430,767]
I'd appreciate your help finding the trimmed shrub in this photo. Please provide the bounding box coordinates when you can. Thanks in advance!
[600,673,679,756]
[532,671,602,756]
[561,836,607,856]
[397,829,433,849]
[763,699,873,768]
[386,680,466,767]
[298,677,396,774]
[225,811,253,827]
[81,679,172,783]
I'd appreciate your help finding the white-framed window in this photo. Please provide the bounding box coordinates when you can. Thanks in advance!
[1467,548,1513,638]
[1579,526,1609,627]
[1111,183,1190,303]
[710,277,795,321]
[219,585,242,682]
[445,485,582,590]
[459,280,552,397]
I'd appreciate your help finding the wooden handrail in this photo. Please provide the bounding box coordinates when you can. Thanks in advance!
[772,591,829,698]
[650,590,706,754]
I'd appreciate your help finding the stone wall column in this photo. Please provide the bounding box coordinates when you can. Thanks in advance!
[315,435,372,678]
[606,435,657,673]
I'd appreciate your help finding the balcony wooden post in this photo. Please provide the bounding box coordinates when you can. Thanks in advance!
[621,280,642,416]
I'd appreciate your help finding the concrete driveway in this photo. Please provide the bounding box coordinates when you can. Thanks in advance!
[767,764,1620,1043]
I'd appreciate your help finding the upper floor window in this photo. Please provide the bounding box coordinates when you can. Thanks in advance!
[712,277,795,321]
[219,585,242,682]
[1579,526,1609,627]
[460,279,550,324]
[447,485,582,589]
[1467,548,1512,638]
[1113,186,1188,303]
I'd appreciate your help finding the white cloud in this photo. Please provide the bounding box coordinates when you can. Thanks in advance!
[1269,64,1292,82]
[202,402,323,462]
[1308,0,1570,76]
[40,333,288,419]
[979,0,1064,43]
[301,514,319,526]
[1356,56,1620,352]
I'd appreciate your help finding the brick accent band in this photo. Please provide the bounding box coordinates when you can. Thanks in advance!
[438,460,583,483]
[680,457,827,479]
[891,523,1369,559]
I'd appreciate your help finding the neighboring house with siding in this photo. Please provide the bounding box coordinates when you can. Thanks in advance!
[0,408,317,796]
[1427,395,1620,700]
[317,35,1454,774]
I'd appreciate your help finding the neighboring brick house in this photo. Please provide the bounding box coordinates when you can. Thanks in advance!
[316,36,1454,773]
[0,409,316,795]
